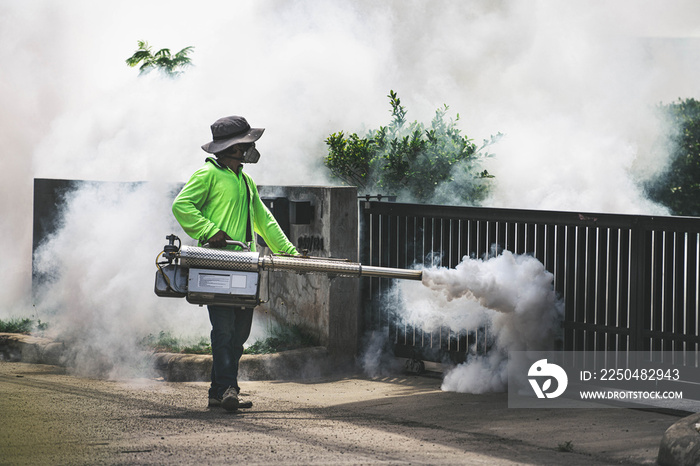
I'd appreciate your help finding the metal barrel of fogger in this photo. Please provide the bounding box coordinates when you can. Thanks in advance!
[260,255,423,280]
[177,245,422,280]
[178,246,260,271]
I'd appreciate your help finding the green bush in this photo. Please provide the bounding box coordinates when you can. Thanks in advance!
[324,90,499,204]
[646,98,700,216]
[244,324,318,355]
[0,318,44,334]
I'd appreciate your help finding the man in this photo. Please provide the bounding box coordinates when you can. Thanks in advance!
[172,115,298,411]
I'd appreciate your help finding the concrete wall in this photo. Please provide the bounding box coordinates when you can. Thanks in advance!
[256,186,359,358]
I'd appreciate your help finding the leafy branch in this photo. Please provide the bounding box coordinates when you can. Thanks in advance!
[125,40,194,77]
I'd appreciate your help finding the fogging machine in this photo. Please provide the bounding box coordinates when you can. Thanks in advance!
[155,234,422,307]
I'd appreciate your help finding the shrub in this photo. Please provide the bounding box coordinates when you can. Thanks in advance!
[0,318,37,334]
[646,98,700,216]
[324,90,499,204]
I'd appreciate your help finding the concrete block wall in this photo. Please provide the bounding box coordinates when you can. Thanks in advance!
[256,186,359,358]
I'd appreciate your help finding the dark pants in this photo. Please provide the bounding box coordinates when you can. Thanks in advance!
[207,305,255,399]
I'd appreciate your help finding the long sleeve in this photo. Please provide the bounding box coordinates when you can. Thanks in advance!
[172,168,219,244]
[246,175,299,255]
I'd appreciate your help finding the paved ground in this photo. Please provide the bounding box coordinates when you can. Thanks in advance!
[0,360,683,465]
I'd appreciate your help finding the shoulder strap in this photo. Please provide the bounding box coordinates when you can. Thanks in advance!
[241,174,254,243]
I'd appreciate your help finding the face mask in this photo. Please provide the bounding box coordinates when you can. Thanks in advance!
[243,144,260,163]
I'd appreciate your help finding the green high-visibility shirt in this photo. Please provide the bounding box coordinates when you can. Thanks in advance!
[172,157,298,254]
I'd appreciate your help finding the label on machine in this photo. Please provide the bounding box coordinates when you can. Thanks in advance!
[187,268,260,306]
[197,273,234,289]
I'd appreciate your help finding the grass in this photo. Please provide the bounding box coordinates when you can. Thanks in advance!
[139,332,212,355]
[0,318,48,334]
[139,323,319,355]
[244,324,318,354]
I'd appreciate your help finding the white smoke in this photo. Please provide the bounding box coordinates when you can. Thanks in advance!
[359,330,406,378]
[1,0,699,377]
[394,251,563,393]
[30,182,201,377]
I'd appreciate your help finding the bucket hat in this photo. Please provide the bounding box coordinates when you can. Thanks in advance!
[201,116,264,154]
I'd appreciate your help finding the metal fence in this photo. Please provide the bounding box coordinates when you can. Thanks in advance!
[359,200,700,365]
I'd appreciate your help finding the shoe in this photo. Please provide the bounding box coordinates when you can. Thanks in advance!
[222,386,240,411]
[209,394,252,408]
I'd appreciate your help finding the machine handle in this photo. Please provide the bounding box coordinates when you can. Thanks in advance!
[202,239,251,252]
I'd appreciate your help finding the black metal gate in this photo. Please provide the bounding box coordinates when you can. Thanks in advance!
[359,200,700,365]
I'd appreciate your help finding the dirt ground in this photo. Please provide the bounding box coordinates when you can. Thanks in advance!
[0,360,681,465]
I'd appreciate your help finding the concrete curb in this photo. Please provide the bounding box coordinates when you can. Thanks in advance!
[0,333,65,366]
[150,346,336,382]
[657,412,700,466]
[0,333,344,383]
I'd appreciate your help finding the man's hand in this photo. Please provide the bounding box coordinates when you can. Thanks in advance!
[207,230,232,248]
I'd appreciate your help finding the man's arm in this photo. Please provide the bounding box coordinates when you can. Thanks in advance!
[253,201,299,255]
[172,169,220,244]
[246,175,298,255]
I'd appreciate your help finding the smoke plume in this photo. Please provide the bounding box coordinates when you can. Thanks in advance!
[1,1,699,377]
[424,252,563,393]
[31,182,196,377]
[361,251,563,393]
